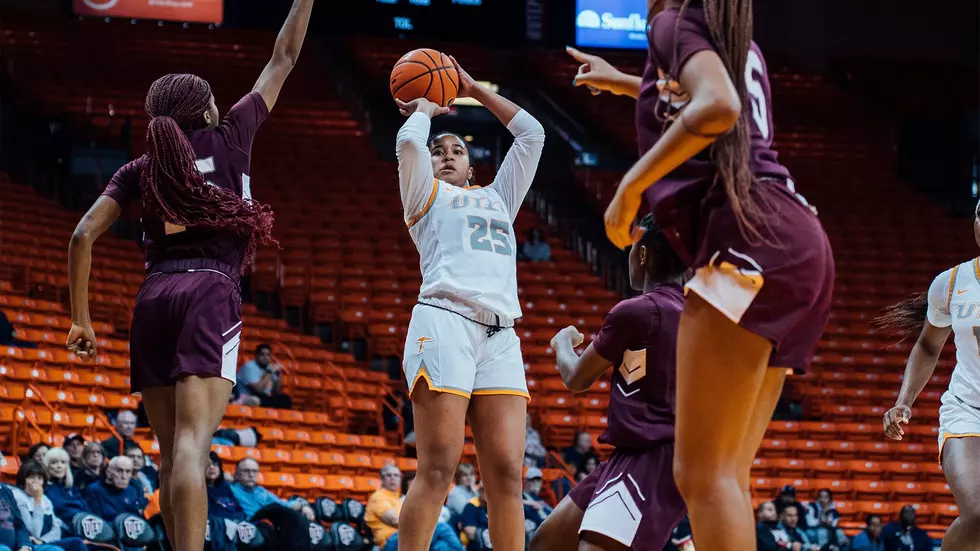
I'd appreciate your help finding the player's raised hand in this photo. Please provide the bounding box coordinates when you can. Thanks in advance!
[604,189,642,250]
[395,97,450,118]
[567,46,625,96]
[551,325,585,350]
[448,55,478,98]
[883,404,912,440]
[66,323,98,362]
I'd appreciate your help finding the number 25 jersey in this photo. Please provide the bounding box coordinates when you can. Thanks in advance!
[395,110,545,321]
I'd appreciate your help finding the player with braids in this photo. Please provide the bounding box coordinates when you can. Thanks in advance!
[65,1,316,550]
[874,201,980,550]
[567,1,834,549]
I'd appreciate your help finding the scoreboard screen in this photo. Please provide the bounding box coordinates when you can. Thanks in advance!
[336,0,521,43]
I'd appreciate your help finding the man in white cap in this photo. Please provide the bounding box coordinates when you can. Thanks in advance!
[522,467,552,524]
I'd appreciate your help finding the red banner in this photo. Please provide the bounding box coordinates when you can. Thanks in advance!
[73,0,223,24]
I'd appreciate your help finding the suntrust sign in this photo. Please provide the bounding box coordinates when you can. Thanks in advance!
[73,0,223,24]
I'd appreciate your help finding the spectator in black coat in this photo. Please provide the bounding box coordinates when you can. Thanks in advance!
[206,453,245,522]
[82,456,146,522]
[881,506,933,551]
[72,443,105,492]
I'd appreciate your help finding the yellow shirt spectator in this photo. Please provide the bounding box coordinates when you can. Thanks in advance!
[366,487,401,546]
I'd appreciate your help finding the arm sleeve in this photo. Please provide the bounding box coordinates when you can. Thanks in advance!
[927,268,955,328]
[650,10,716,79]
[488,110,545,222]
[101,158,143,207]
[396,112,438,226]
[259,487,287,508]
[591,299,658,365]
[218,91,270,155]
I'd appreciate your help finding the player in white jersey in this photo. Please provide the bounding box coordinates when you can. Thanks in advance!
[393,56,545,551]
[877,204,980,550]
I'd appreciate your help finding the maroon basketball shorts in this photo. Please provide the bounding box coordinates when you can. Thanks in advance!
[568,443,686,551]
[129,264,242,395]
[684,178,834,372]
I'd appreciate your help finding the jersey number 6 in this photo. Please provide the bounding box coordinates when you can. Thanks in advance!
[467,215,513,256]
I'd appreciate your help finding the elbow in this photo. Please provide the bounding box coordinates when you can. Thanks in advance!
[272,49,300,69]
[560,367,588,394]
[690,91,741,135]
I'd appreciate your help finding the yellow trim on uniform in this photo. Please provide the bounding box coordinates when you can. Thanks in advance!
[938,431,980,463]
[947,265,961,310]
[409,364,471,399]
[471,388,532,402]
[406,178,440,229]
[463,185,482,190]
[973,257,980,284]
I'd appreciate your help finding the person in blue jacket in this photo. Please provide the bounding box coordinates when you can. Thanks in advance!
[0,482,32,551]
[82,456,146,522]
[206,453,245,522]
[41,448,90,528]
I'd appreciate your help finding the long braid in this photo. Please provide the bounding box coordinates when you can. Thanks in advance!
[141,74,277,272]
[673,0,768,243]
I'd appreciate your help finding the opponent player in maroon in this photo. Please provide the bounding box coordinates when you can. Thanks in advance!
[568,1,834,550]
[530,214,687,551]
[65,1,315,550]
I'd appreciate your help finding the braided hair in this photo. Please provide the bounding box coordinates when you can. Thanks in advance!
[141,73,276,271]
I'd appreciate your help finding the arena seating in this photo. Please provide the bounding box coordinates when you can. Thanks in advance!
[0,17,973,541]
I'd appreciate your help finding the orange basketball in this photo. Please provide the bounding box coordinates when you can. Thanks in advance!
[389,48,459,107]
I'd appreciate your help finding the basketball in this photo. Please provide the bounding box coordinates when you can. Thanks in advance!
[389,48,459,107]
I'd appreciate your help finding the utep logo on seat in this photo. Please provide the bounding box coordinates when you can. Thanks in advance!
[337,524,357,546]
[81,517,104,539]
[124,517,146,540]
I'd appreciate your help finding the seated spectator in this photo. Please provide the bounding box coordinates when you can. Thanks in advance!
[576,456,597,484]
[520,228,551,262]
[41,448,90,528]
[850,514,884,551]
[11,461,87,551]
[230,458,312,520]
[522,468,552,527]
[211,427,261,448]
[124,444,158,496]
[664,516,694,551]
[561,432,598,473]
[804,488,840,534]
[236,344,292,409]
[881,506,932,551]
[775,485,807,517]
[0,481,33,551]
[777,505,818,551]
[808,507,848,550]
[524,415,547,467]
[102,410,138,459]
[206,453,245,522]
[82,456,146,521]
[22,444,50,465]
[0,310,36,348]
[365,465,402,548]
[72,443,105,491]
[383,471,462,551]
[446,464,478,518]
[61,435,85,472]
[459,484,489,551]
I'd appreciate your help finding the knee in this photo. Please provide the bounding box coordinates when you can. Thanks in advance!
[480,458,524,496]
[171,438,209,472]
[416,457,458,490]
[673,455,736,502]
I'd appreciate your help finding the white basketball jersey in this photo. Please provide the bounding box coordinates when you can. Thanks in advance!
[409,182,521,319]
[928,258,980,407]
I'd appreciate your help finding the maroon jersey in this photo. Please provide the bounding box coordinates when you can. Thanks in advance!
[590,282,684,449]
[636,6,789,263]
[102,91,269,275]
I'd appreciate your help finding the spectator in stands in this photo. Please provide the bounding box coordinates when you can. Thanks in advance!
[11,461,87,551]
[61,435,85,472]
[778,505,818,551]
[0,481,33,551]
[664,516,694,551]
[881,506,931,551]
[382,471,462,551]
[23,444,50,465]
[0,310,37,348]
[124,444,158,496]
[521,468,552,527]
[577,456,597,483]
[775,485,807,516]
[561,432,597,473]
[230,458,313,520]
[236,344,293,409]
[807,508,848,551]
[206,453,245,522]
[82,456,146,522]
[460,484,490,551]
[365,464,402,548]
[755,501,780,551]
[524,415,547,467]
[850,514,884,551]
[41,448,90,528]
[804,488,840,534]
[446,464,479,518]
[520,229,551,262]
[72,443,105,491]
[101,410,138,459]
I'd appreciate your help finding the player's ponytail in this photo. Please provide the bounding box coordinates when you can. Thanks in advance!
[141,73,277,272]
[872,292,929,338]
[673,0,768,245]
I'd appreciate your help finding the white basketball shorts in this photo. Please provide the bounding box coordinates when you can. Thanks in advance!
[937,390,980,462]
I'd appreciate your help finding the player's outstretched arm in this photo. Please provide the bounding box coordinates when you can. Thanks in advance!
[551,326,611,393]
[566,46,642,98]
[67,196,122,361]
[395,98,449,225]
[252,0,315,112]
